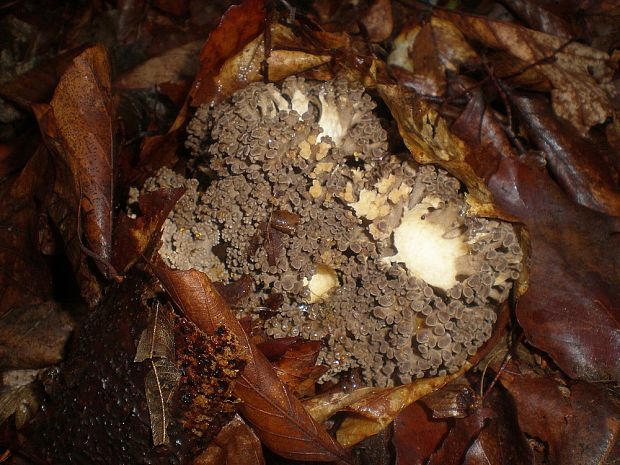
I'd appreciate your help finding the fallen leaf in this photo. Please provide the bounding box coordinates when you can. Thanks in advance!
[378,83,500,210]
[500,0,572,37]
[392,402,450,465]
[0,146,53,314]
[335,366,468,448]
[144,358,181,446]
[196,415,266,465]
[135,302,176,363]
[0,383,40,431]
[388,17,478,96]
[509,91,620,217]
[150,260,351,463]
[502,372,620,465]
[489,156,620,381]
[0,301,73,369]
[112,187,185,274]
[34,44,116,277]
[428,387,533,465]
[116,40,204,90]
[359,0,393,43]
[435,9,618,135]
[189,0,267,106]
[272,340,327,397]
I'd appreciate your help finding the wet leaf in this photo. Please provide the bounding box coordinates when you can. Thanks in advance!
[193,23,332,107]
[392,402,450,465]
[435,9,618,136]
[272,340,327,397]
[378,83,501,212]
[502,372,620,465]
[190,0,267,106]
[501,0,572,37]
[33,45,116,278]
[420,382,479,419]
[303,366,467,448]
[213,275,254,307]
[0,146,53,314]
[388,17,478,95]
[489,156,620,381]
[0,383,40,431]
[195,415,266,465]
[428,387,533,465]
[335,366,468,448]
[150,260,351,463]
[135,303,176,363]
[144,358,181,446]
[112,187,185,274]
[116,40,204,90]
[0,301,73,369]
[509,91,620,217]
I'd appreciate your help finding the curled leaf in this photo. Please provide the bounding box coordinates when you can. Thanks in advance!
[33,44,116,279]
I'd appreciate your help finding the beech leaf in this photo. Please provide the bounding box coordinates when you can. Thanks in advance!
[150,259,351,463]
[144,358,181,446]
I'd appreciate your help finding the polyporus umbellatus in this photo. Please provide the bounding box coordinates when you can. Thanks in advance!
[138,77,522,386]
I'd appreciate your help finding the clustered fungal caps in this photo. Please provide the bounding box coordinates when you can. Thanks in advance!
[135,76,523,386]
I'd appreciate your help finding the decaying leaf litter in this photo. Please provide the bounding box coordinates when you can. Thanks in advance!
[0,0,619,464]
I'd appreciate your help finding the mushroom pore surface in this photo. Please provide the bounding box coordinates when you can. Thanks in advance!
[137,77,522,386]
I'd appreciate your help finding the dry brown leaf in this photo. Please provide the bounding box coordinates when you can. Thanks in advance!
[435,10,618,136]
[388,17,478,95]
[335,366,468,448]
[112,187,185,275]
[144,358,181,446]
[151,261,351,463]
[33,44,116,278]
[135,303,176,363]
[116,40,204,89]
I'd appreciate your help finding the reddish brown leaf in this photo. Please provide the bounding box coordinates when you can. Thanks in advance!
[33,45,117,283]
[189,0,267,107]
[359,0,393,43]
[115,40,203,90]
[150,260,351,463]
[272,340,327,397]
[509,91,620,217]
[257,337,304,361]
[501,0,572,37]
[112,187,185,274]
[428,388,533,465]
[489,155,620,381]
[502,373,620,465]
[196,415,265,465]
[393,402,450,465]
[213,275,254,307]
[0,146,52,314]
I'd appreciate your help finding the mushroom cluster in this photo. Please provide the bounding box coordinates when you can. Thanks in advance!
[137,77,522,386]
